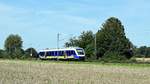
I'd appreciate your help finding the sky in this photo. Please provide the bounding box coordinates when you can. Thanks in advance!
[0,0,150,50]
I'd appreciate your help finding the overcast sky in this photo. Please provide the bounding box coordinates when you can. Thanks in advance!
[0,0,150,50]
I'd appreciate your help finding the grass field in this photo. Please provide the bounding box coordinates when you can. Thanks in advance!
[136,58,150,63]
[0,60,150,84]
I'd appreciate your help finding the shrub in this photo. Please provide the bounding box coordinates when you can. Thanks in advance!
[0,51,11,59]
[101,51,127,63]
[11,49,24,59]
[0,49,4,58]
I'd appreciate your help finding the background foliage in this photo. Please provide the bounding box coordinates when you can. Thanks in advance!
[0,17,149,62]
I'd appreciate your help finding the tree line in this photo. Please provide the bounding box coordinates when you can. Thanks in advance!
[135,46,150,58]
[0,17,149,62]
[0,34,38,59]
[65,17,149,62]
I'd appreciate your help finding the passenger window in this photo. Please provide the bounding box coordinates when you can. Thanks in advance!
[55,51,57,56]
[61,51,64,56]
[51,52,54,56]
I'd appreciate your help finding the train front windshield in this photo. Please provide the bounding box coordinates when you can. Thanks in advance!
[76,49,84,55]
[39,52,45,56]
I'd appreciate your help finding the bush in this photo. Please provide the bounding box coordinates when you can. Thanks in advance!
[84,44,95,61]
[0,51,11,59]
[101,51,127,63]
[0,49,25,59]
[0,49,3,58]
[0,48,38,60]
[127,57,137,63]
[11,49,25,59]
[21,53,32,60]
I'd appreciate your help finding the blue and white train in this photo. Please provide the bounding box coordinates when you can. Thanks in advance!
[38,47,85,60]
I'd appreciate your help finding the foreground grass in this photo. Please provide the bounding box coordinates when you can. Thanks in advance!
[0,59,150,84]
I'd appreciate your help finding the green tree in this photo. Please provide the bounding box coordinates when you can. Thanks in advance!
[65,31,94,48]
[65,37,79,47]
[136,46,150,58]
[4,34,24,59]
[4,34,23,53]
[84,43,95,60]
[78,31,94,49]
[96,17,133,60]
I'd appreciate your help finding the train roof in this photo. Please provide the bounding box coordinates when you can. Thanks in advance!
[39,47,83,52]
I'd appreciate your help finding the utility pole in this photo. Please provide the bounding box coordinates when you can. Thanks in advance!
[57,33,60,49]
[56,33,73,60]
[57,33,60,61]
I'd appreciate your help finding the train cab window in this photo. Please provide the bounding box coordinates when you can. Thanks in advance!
[39,52,45,56]
[76,49,84,55]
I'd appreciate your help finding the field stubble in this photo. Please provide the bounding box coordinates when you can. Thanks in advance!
[0,60,150,84]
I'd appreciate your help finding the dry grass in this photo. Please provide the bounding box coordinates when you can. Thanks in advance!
[0,60,150,84]
[136,58,150,62]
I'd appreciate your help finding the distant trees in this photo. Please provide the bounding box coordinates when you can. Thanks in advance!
[65,17,134,62]
[1,17,149,62]
[0,49,4,58]
[135,46,150,58]
[1,34,38,59]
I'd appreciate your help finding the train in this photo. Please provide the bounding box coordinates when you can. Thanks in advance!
[38,47,85,60]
